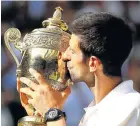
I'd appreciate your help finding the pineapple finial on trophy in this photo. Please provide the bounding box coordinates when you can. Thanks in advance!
[42,6,68,31]
[53,6,63,20]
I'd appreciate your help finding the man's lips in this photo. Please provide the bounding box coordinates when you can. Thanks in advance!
[67,67,73,70]
[67,64,73,70]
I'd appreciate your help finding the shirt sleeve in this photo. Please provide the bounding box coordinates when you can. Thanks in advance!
[122,107,140,126]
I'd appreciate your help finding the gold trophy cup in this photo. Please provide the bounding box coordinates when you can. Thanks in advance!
[4,7,72,126]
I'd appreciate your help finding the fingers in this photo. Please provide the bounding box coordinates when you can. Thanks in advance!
[29,68,46,85]
[17,78,20,92]
[19,91,34,116]
[20,77,38,91]
[29,68,51,89]
[20,88,35,98]
[24,104,34,116]
[28,99,33,105]
[28,99,47,117]
[20,92,28,105]
[19,92,34,116]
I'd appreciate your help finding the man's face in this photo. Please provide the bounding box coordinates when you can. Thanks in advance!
[62,34,93,83]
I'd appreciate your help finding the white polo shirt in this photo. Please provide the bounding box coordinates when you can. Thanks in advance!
[79,80,140,126]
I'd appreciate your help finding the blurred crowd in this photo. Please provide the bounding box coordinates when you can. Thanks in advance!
[1,1,140,126]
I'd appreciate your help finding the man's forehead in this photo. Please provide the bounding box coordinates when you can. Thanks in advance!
[69,34,80,47]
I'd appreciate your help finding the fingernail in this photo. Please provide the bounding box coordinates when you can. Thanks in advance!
[20,77,26,82]
[28,99,31,103]
[20,88,23,92]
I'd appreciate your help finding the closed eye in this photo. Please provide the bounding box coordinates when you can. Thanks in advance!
[69,47,75,54]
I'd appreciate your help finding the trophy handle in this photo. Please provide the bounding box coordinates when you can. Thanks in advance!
[4,28,22,67]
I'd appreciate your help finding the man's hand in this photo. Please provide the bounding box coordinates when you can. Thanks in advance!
[17,78,34,116]
[19,68,71,116]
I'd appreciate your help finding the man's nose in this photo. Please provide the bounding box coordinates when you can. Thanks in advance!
[62,51,71,62]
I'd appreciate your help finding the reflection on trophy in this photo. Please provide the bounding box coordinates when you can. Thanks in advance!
[4,7,73,126]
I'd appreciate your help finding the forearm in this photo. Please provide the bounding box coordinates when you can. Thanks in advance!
[46,117,66,126]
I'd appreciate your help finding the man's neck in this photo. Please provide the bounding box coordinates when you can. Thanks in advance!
[90,74,122,104]
[134,83,140,93]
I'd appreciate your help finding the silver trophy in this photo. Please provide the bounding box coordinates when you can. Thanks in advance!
[4,7,72,126]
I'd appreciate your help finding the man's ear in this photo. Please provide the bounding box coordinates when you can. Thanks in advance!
[89,56,100,72]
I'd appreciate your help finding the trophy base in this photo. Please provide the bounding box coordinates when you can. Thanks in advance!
[18,116,45,126]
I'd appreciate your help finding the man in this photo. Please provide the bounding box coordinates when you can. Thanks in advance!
[18,12,140,126]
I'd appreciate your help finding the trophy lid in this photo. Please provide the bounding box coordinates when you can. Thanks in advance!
[42,7,69,32]
[20,7,71,52]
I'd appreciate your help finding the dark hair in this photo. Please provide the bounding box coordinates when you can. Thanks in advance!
[71,12,133,76]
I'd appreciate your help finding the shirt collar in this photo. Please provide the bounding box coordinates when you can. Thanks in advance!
[84,80,134,112]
